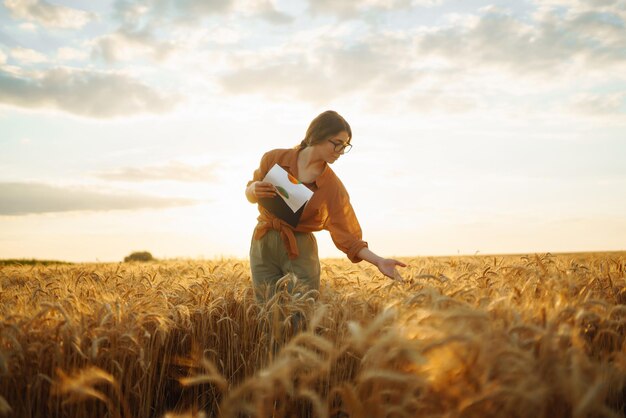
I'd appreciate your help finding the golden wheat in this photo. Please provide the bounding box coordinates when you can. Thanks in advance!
[0,252,624,417]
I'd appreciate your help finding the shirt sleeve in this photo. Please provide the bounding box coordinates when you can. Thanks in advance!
[247,150,274,187]
[325,185,368,263]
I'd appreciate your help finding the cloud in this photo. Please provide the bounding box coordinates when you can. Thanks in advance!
[93,0,237,64]
[18,22,37,31]
[113,0,234,26]
[409,89,478,113]
[0,67,179,118]
[307,0,442,19]
[218,30,418,104]
[533,0,626,16]
[159,0,234,17]
[416,6,626,76]
[0,182,197,216]
[3,0,95,29]
[97,0,291,63]
[91,29,175,63]
[212,3,626,117]
[113,0,292,25]
[568,92,626,116]
[245,0,293,24]
[56,47,89,62]
[94,162,219,183]
[10,46,47,64]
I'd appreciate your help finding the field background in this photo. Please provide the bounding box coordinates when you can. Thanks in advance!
[1,252,625,418]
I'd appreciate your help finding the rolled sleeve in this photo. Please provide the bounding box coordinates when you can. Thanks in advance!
[247,150,274,187]
[325,188,368,263]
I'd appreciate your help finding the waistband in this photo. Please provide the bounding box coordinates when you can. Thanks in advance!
[254,217,300,259]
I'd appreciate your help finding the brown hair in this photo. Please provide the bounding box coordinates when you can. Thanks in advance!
[298,110,352,149]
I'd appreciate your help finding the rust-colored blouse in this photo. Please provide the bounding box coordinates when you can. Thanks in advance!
[248,148,368,263]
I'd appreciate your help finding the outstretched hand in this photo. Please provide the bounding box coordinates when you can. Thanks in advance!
[377,258,407,281]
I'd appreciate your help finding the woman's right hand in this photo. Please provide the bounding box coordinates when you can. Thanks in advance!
[247,181,277,201]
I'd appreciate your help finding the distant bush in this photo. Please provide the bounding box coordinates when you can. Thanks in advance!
[124,251,154,262]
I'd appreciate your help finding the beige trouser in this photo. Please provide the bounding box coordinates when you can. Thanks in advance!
[249,228,321,303]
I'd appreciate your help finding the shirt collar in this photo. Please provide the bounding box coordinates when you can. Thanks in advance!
[284,147,329,188]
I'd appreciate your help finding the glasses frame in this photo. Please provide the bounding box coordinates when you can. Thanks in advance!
[328,139,353,154]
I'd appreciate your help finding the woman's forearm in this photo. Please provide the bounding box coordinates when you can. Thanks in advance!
[357,247,407,280]
[357,247,383,267]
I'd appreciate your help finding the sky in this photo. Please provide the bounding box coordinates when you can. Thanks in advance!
[1,0,625,262]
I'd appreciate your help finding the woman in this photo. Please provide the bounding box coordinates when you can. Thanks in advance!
[246,110,406,302]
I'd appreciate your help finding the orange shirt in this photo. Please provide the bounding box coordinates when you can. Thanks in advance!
[248,148,368,263]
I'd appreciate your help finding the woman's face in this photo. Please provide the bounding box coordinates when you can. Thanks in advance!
[319,131,351,164]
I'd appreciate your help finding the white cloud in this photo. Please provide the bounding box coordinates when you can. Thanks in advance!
[18,22,37,31]
[534,0,626,15]
[10,46,47,64]
[210,26,244,44]
[91,29,175,63]
[307,0,442,18]
[409,89,479,113]
[113,0,234,25]
[0,182,197,215]
[417,6,626,76]
[0,67,179,118]
[0,50,6,64]
[120,0,294,24]
[56,47,89,62]
[4,0,95,29]
[3,0,623,120]
[99,0,291,64]
[564,10,626,51]
[201,3,626,118]
[218,28,419,104]
[94,162,220,183]
[235,0,293,23]
[568,92,626,116]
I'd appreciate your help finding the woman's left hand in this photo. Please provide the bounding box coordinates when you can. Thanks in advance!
[377,258,407,281]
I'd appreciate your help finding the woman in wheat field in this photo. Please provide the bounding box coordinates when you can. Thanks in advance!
[245,110,406,302]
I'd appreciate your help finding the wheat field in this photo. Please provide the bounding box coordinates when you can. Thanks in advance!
[0,252,625,417]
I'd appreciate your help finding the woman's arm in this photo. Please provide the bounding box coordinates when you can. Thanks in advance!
[246,150,277,203]
[357,247,407,281]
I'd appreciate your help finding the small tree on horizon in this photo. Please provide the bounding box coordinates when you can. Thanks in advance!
[124,251,154,262]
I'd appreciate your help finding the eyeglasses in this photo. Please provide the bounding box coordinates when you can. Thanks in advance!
[328,139,352,154]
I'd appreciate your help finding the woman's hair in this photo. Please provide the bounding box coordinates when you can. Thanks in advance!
[298,110,352,149]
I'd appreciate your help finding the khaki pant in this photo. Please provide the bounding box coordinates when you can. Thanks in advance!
[249,228,321,303]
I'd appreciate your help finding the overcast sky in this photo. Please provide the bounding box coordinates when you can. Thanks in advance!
[1,0,625,262]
